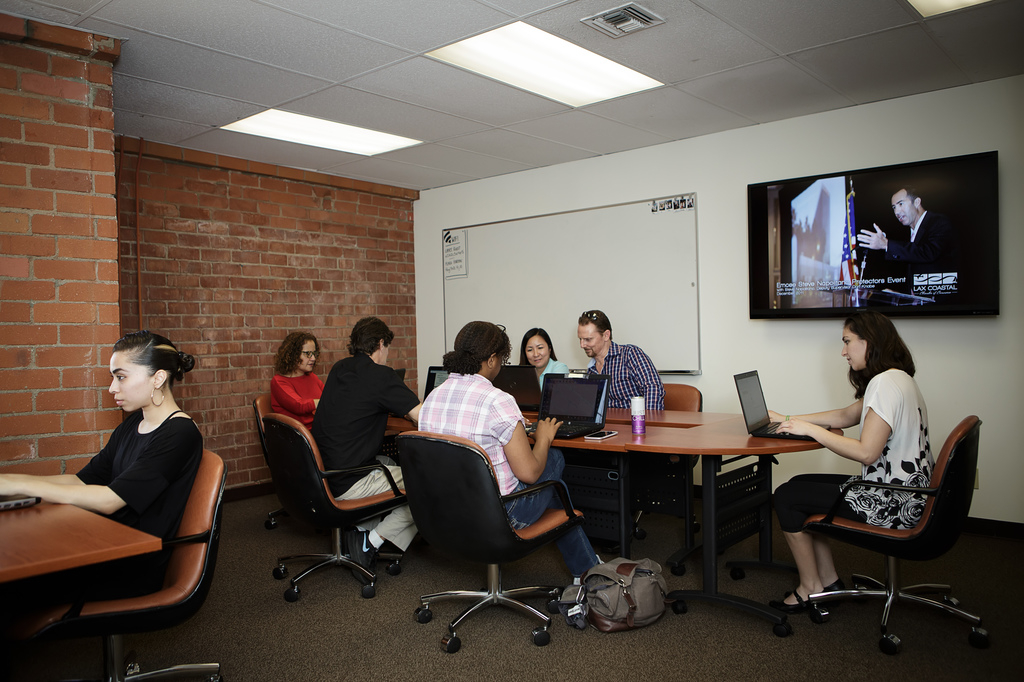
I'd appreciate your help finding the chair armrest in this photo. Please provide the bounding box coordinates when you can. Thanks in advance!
[163,529,211,547]
[320,461,402,496]
[819,478,938,524]
[501,479,577,517]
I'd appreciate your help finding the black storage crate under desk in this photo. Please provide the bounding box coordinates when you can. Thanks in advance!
[562,453,622,545]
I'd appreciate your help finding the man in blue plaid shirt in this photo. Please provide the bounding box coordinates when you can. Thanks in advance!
[577,310,665,410]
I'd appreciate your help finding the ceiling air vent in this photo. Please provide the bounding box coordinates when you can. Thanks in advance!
[581,3,665,38]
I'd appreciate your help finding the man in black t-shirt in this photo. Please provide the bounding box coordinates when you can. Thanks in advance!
[312,317,420,572]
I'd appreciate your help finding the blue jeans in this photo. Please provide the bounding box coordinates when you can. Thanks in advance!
[504,447,600,577]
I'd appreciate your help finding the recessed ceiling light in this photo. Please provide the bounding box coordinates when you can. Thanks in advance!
[906,0,994,18]
[222,109,421,156]
[427,22,663,107]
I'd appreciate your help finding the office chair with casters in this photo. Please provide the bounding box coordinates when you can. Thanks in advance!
[10,449,226,682]
[261,413,406,601]
[396,431,586,654]
[253,393,289,530]
[802,415,989,654]
[634,384,702,550]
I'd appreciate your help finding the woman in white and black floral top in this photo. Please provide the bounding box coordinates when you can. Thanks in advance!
[766,311,932,614]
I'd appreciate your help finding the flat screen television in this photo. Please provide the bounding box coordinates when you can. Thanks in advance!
[747,151,999,319]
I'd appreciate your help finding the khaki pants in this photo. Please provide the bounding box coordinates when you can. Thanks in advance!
[336,457,417,551]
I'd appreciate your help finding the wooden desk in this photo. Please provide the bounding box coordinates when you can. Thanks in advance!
[0,503,162,583]
[625,417,826,635]
[604,408,736,429]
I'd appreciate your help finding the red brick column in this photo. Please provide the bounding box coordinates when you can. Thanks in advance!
[0,15,120,474]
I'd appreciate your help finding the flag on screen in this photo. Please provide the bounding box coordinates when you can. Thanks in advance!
[842,188,858,284]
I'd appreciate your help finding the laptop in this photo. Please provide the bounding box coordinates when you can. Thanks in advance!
[492,365,543,411]
[0,494,41,511]
[527,374,611,439]
[423,366,449,399]
[734,370,815,441]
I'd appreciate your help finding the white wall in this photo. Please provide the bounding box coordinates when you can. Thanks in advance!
[414,75,1024,524]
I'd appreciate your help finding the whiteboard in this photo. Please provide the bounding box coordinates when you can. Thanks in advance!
[441,194,701,374]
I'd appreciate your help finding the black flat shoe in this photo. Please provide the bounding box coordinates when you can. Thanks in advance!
[769,590,808,613]
[821,577,846,593]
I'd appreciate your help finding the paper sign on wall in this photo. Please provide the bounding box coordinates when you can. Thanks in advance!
[443,230,468,279]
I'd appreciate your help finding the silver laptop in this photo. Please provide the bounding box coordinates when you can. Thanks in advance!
[493,365,543,411]
[734,370,815,441]
[0,494,41,511]
[528,374,610,439]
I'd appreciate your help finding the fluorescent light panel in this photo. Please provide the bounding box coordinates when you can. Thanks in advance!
[222,109,421,156]
[907,0,995,17]
[428,22,663,107]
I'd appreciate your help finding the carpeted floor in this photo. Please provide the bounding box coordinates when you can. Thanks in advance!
[7,493,1022,681]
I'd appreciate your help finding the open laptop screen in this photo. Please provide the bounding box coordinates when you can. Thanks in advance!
[734,370,772,432]
[540,375,608,423]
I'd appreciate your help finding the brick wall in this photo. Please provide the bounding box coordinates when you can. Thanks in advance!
[0,16,121,475]
[114,140,418,489]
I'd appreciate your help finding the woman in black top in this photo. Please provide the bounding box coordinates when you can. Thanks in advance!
[0,330,202,601]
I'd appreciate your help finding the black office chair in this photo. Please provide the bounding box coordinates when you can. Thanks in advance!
[634,384,702,555]
[253,393,289,530]
[396,431,586,653]
[262,413,406,600]
[11,450,226,682]
[802,415,989,654]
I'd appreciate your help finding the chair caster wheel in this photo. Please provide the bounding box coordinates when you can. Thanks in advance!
[809,606,829,624]
[670,563,686,576]
[532,627,551,647]
[879,633,902,654]
[730,567,745,580]
[284,586,300,602]
[386,561,402,576]
[415,606,433,624]
[441,634,461,653]
[272,565,287,580]
[265,518,277,530]
[633,527,647,540]
[773,620,793,637]
[546,599,560,615]
[671,600,688,614]
[969,627,990,649]
[360,583,376,599]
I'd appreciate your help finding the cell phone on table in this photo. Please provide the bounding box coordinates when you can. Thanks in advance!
[583,430,617,441]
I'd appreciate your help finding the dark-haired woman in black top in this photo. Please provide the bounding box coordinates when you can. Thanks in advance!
[0,330,202,600]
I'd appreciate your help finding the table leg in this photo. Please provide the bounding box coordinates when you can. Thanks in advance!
[665,455,791,633]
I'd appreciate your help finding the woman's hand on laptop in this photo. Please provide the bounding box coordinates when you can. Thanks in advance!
[533,417,563,443]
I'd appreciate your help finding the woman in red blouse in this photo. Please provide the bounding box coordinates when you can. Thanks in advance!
[270,331,324,427]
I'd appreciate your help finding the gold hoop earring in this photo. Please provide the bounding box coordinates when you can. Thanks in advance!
[151,386,165,407]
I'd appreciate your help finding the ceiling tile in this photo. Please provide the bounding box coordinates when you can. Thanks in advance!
[346,57,569,126]
[441,128,598,166]
[926,1,1024,81]
[325,156,476,191]
[584,86,754,140]
[507,110,670,155]
[792,25,971,104]
[113,75,263,127]
[677,58,854,123]
[696,0,916,53]
[112,110,214,146]
[376,143,532,177]
[88,0,411,82]
[79,19,331,105]
[262,0,513,52]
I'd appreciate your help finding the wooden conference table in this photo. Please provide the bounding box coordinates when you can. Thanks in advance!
[0,502,162,584]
